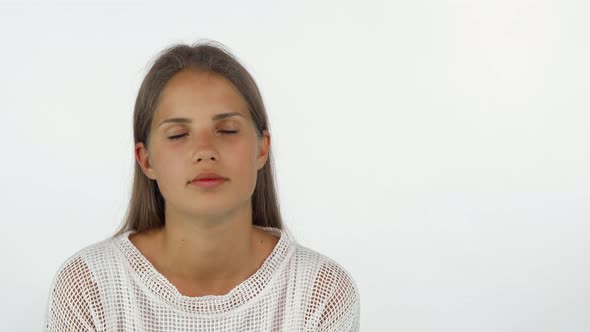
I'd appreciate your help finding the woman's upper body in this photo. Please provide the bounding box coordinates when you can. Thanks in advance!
[44,41,360,331]
[44,225,360,331]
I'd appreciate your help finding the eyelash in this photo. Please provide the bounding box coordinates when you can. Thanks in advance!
[168,130,239,141]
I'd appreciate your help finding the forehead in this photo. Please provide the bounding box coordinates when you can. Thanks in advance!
[154,69,250,122]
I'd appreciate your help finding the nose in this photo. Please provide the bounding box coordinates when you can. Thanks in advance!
[191,130,219,164]
[194,154,216,162]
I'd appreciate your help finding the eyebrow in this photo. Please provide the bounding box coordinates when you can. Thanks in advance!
[158,112,246,127]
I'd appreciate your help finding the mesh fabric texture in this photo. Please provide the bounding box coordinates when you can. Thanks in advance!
[44,226,360,331]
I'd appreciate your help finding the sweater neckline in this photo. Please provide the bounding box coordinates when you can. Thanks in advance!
[114,225,290,315]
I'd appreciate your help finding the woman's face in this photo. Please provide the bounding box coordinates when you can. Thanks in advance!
[135,69,270,220]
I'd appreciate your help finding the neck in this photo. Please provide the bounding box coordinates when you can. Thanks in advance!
[157,200,257,284]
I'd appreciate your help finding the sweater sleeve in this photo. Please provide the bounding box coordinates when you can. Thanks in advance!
[315,262,361,332]
[44,255,101,332]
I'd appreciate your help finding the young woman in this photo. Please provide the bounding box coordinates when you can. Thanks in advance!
[44,40,360,331]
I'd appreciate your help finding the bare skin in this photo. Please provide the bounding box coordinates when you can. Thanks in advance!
[128,226,278,297]
[132,69,279,297]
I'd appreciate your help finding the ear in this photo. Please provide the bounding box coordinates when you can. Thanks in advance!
[256,130,270,171]
[135,142,157,180]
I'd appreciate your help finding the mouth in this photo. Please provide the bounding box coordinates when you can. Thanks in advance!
[191,172,227,182]
[190,178,227,189]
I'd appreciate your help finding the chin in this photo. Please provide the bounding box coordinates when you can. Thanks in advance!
[185,201,237,216]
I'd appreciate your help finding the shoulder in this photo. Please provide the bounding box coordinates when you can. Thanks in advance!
[289,243,361,331]
[45,237,118,331]
[52,236,120,277]
[291,243,359,290]
[47,234,124,304]
[48,236,120,296]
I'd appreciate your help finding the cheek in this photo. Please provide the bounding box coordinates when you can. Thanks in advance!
[228,142,258,176]
[238,141,258,167]
[152,149,185,184]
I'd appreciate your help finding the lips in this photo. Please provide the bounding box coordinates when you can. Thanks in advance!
[190,173,227,189]
[191,172,227,182]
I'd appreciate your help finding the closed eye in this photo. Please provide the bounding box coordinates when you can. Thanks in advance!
[168,133,187,140]
[167,130,239,141]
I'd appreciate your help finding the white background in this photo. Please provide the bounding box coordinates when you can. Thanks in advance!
[1,0,589,331]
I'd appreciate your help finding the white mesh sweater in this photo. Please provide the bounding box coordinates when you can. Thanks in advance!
[44,226,360,331]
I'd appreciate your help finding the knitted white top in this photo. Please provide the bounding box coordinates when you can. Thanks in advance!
[44,226,360,331]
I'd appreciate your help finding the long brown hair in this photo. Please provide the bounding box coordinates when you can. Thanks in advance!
[111,40,284,238]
